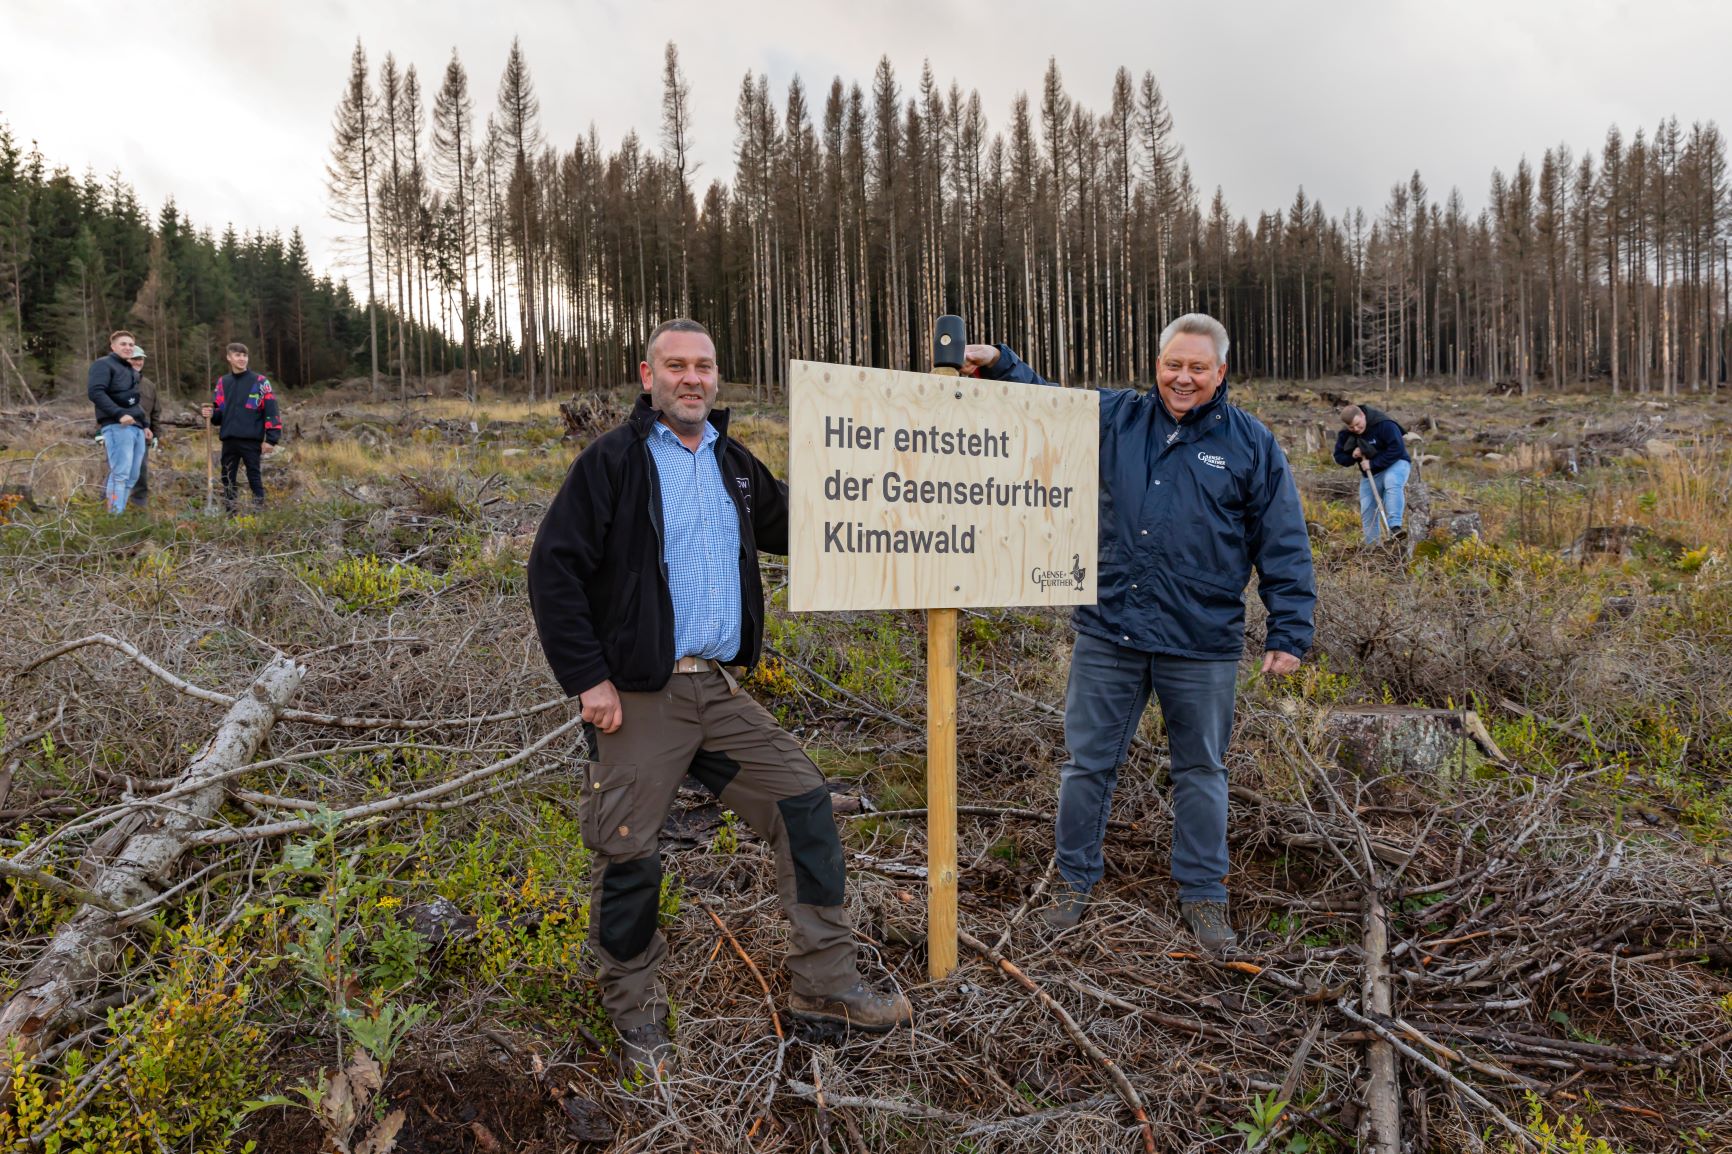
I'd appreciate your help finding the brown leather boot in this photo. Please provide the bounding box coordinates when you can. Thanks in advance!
[788,982,913,1033]
[615,1022,677,1082]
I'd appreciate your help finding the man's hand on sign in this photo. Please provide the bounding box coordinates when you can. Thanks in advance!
[961,343,1001,376]
[580,679,624,733]
[1260,650,1301,677]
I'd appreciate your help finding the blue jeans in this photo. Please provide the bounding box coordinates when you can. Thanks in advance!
[100,424,146,514]
[1358,458,1411,542]
[1056,631,1238,904]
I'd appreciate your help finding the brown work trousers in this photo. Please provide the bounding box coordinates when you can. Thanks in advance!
[582,665,860,1031]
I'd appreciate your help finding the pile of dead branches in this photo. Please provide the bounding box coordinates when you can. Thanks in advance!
[2,518,1728,1152]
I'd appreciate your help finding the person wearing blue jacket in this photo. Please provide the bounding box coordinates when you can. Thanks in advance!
[87,330,151,514]
[1333,404,1411,543]
[965,313,1315,951]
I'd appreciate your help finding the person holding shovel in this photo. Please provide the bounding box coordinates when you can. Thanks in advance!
[1333,404,1410,543]
[201,343,280,512]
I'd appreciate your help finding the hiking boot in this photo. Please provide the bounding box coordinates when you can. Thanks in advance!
[1180,901,1240,952]
[788,982,913,1033]
[1041,887,1091,931]
[615,1022,677,1082]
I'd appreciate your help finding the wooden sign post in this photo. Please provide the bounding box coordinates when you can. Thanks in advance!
[787,318,1098,980]
[925,316,964,978]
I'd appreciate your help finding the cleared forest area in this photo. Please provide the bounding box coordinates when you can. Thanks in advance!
[1,373,1729,1153]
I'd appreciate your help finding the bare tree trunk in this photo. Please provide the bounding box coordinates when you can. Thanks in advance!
[0,657,304,1066]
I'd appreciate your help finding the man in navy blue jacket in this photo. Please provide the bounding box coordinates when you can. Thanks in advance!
[966,313,1315,950]
[1333,404,1411,543]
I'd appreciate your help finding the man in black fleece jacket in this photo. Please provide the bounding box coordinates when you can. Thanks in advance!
[527,318,910,1081]
[1334,403,1411,542]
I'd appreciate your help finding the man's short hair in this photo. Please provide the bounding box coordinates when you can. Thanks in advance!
[226,342,249,356]
[1339,405,1365,426]
[644,318,711,364]
[109,330,135,345]
[1156,313,1230,364]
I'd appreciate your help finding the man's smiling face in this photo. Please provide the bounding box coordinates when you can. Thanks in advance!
[1154,332,1227,418]
[640,330,719,437]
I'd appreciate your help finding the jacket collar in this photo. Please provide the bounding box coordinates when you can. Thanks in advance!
[1156,379,1231,435]
[629,392,731,441]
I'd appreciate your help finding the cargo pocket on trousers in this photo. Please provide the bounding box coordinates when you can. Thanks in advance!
[580,763,648,856]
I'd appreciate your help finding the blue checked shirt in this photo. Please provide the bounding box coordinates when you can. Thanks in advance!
[648,419,743,662]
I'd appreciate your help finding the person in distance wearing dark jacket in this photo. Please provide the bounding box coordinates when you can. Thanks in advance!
[128,348,161,509]
[527,318,912,1083]
[87,329,150,514]
[1333,403,1411,543]
[966,313,1316,951]
[200,342,281,512]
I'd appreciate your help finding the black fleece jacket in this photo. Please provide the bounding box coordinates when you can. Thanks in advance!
[527,394,789,697]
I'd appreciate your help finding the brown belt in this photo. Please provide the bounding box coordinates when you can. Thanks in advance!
[673,656,741,694]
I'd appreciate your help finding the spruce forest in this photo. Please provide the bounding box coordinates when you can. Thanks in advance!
[2,39,1728,404]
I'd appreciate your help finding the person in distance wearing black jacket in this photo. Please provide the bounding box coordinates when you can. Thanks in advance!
[200,342,281,512]
[1333,404,1411,542]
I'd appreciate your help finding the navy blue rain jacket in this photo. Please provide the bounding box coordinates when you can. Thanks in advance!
[1332,404,1409,474]
[979,345,1316,659]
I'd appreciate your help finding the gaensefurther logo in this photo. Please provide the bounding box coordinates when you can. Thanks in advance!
[1032,553,1088,591]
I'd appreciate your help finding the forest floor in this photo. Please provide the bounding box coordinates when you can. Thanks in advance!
[0,372,1729,1153]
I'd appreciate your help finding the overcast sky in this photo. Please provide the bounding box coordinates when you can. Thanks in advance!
[3,0,1728,285]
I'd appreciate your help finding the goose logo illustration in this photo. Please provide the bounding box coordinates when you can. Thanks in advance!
[1030,554,1089,591]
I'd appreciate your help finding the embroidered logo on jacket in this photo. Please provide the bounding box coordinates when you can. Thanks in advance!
[1197,451,1227,470]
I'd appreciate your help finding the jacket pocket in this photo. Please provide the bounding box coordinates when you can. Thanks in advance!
[1170,559,1248,597]
[580,763,651,856]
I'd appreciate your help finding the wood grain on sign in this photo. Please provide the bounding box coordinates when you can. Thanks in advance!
[788,360,1099,612]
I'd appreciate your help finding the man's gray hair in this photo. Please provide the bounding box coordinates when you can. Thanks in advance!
[1157,313,1230,364]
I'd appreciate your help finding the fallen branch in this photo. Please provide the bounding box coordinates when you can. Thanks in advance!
[1337,1000,1537,1150]
[848,803,1133,832]
[0,655,303,1068]
[185,713,585,845]
[704,901,788,1119]
[18,634,231,705]
[18,632,569,731]
[784,1079,970,1124]
[959,928,1158,1154]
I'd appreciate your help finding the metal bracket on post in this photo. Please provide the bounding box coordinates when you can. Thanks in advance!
[926,314,964,979]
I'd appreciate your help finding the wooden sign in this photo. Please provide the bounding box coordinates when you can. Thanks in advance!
[787,360,1099,612]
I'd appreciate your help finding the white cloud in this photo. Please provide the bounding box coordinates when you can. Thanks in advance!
[3,0,1726,287]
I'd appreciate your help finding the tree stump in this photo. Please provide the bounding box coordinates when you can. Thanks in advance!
[558,394,617,441]
[1436,511,1482,540]
[1323,706,1507,784]
[1566,524,1647,560]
